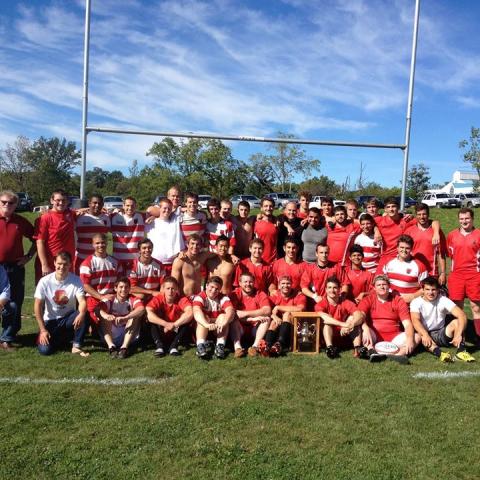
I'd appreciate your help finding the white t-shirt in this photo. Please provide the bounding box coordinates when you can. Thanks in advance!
[34,273,84,322]
[410,295,456,331]
[146,216,184,264]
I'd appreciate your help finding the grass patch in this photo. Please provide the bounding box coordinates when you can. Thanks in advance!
[4,208,477,479]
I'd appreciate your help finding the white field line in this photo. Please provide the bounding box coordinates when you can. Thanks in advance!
[413,371,480,380]
[0,376,171,386]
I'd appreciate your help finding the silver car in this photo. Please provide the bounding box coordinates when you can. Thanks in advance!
[103,196,124,213]
[230,194,261,209]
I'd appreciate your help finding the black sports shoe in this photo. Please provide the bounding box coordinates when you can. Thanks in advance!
[196,343,208,359]
[117,347,128,359]
[326,345,339,359]
[369,353,387,363]
[386,354,410,365]
[358,346,369,360]
[109,346,118,358]
[215,343,226,359]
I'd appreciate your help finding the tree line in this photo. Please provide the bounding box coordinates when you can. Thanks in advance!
[4,127,475,209]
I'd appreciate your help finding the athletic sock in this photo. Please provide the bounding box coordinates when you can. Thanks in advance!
[196,340,205,346]
[432,347,441,357]
[234,341,242,350]
[216,338,225,346]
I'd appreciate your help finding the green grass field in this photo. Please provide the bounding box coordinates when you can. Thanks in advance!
[1,208,479,479]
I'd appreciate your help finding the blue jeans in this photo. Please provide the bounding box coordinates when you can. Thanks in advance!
[1,263,25,336]
[38,311,89,355]
[0,301,19,343]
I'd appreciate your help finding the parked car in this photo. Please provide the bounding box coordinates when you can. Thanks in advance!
[266,192,297,209]
[230,194,261,209]
[391,196,417,209]
[198,195,211,209]
[103,195,124,212]
[421,192,459,208]
[454,193,480,208]
[15,192,34,211]
[309,196,346,209]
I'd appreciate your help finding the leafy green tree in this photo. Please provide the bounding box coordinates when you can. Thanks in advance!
[459,127,480,191]
[0,136,31,192]
[297,176,340,196]
[249,133,320,193]
[406,163,431,199]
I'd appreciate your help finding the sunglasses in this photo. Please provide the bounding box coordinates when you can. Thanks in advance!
[0,200,16,206]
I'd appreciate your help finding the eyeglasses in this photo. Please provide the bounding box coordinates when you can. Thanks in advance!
[0,200,16,206]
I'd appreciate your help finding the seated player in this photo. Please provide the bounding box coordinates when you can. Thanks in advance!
[95,277,145,359]
[80,233,120,325]
[230,272,272,358]
[0,264,18,351]
[146,276,193,357]
[354,213,381,273]
[345,245,373,304]
[129,238,165,302]
[271,239,305,294]
[315,276,362,359]
[301,243,349,305]
[34,251,89,356]
[234,238,273,293]
[192,276,235,359]
[410,276,475,363]
[267,275,306,356]
[352,275,420,362]
[382,234,427,304]
[206,236,236,294]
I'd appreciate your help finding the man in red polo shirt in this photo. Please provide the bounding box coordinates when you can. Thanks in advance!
[0,190,36,346]
[271,239,305,293]
[234,238,273,293]
[34,189,76,284]
[326,206,361,266]
[230,272,272,358]
[345,245,373,304]
[447,208,480,339]
[146,276,193,357]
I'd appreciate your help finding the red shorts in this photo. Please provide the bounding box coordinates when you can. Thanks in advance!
[447,271,480,302]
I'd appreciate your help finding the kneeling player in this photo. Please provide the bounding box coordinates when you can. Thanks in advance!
[95,277,145,359]
[267,275,306,356]
[192,276,235,359]
[146,276,193,357]
[315,276,362,359]
[410,276,475,362]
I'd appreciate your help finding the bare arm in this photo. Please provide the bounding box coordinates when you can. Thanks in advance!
[36,239,52,275]
[237,305,271,320]
[82,283,114,302]
[193,305,211,329]
[410,311,434,349]
[34,298,50,345]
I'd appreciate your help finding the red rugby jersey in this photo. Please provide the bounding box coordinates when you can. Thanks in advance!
[272,258,305,290]
[234,258,273,293]
[447,228,480,273]
[253,219,278,264]
[147,294,192,322]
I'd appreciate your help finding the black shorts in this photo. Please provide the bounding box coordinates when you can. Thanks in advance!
[430,327,452,347]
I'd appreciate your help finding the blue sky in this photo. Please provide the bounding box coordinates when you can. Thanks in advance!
[1,0,479,188]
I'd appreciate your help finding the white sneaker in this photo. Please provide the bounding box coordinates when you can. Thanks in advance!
[154,347,165,357]
[169,347,180,356]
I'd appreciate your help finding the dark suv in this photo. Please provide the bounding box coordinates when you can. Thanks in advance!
[16,192,33,211]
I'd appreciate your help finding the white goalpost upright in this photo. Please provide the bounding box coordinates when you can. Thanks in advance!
[79,0,421,210]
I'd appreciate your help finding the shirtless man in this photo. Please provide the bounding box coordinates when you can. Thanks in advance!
[233,200,255,259]
[206,236,235,295]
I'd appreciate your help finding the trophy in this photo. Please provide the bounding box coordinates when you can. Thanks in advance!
[291,312,321,354]
[298,321,316,352]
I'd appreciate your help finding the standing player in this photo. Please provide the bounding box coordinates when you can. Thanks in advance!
[129,238,165,302]
[180,192,207,244]
[234,238,273,293]
[34,189,76,283]
[301,207,327,264]
[297,191,312,220]
[0,265,17,350]
[321,197,335,224]
[230,272,272,358]
[80,233,120,324]
[345,245,373,304]
[74,194,111,273]
[301,243,349,304]
[0,190,36,343]
[95,277,145,359]
[345,199,360,223]
[205,198,236,255]
[111,196,145,272]
[382,235,427,304]
[167,185,182,215]
[146,276,193,357]
[277,201,303,257]
[326,206,361,266]
[233,200,255,259]
[405,203,446,283]
[192,276,235,359]
[410,276,475,363]
[254,197,278,264]
[271,239,305,293]
[354,213,381,273]
[447,208,480,340]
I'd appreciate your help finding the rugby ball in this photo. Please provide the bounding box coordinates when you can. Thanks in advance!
[374,341,400,355]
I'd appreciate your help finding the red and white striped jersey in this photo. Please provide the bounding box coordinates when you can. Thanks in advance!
[75,213,111,261]
[110,212,145,262]
[98,295,143,317]
[181,211,207,242]
[354,233,381,273]
[192,291,233,319]
[128,258,165,291]
[382,257,427,294]
[80,254,120,295]
[205,219,236,252]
